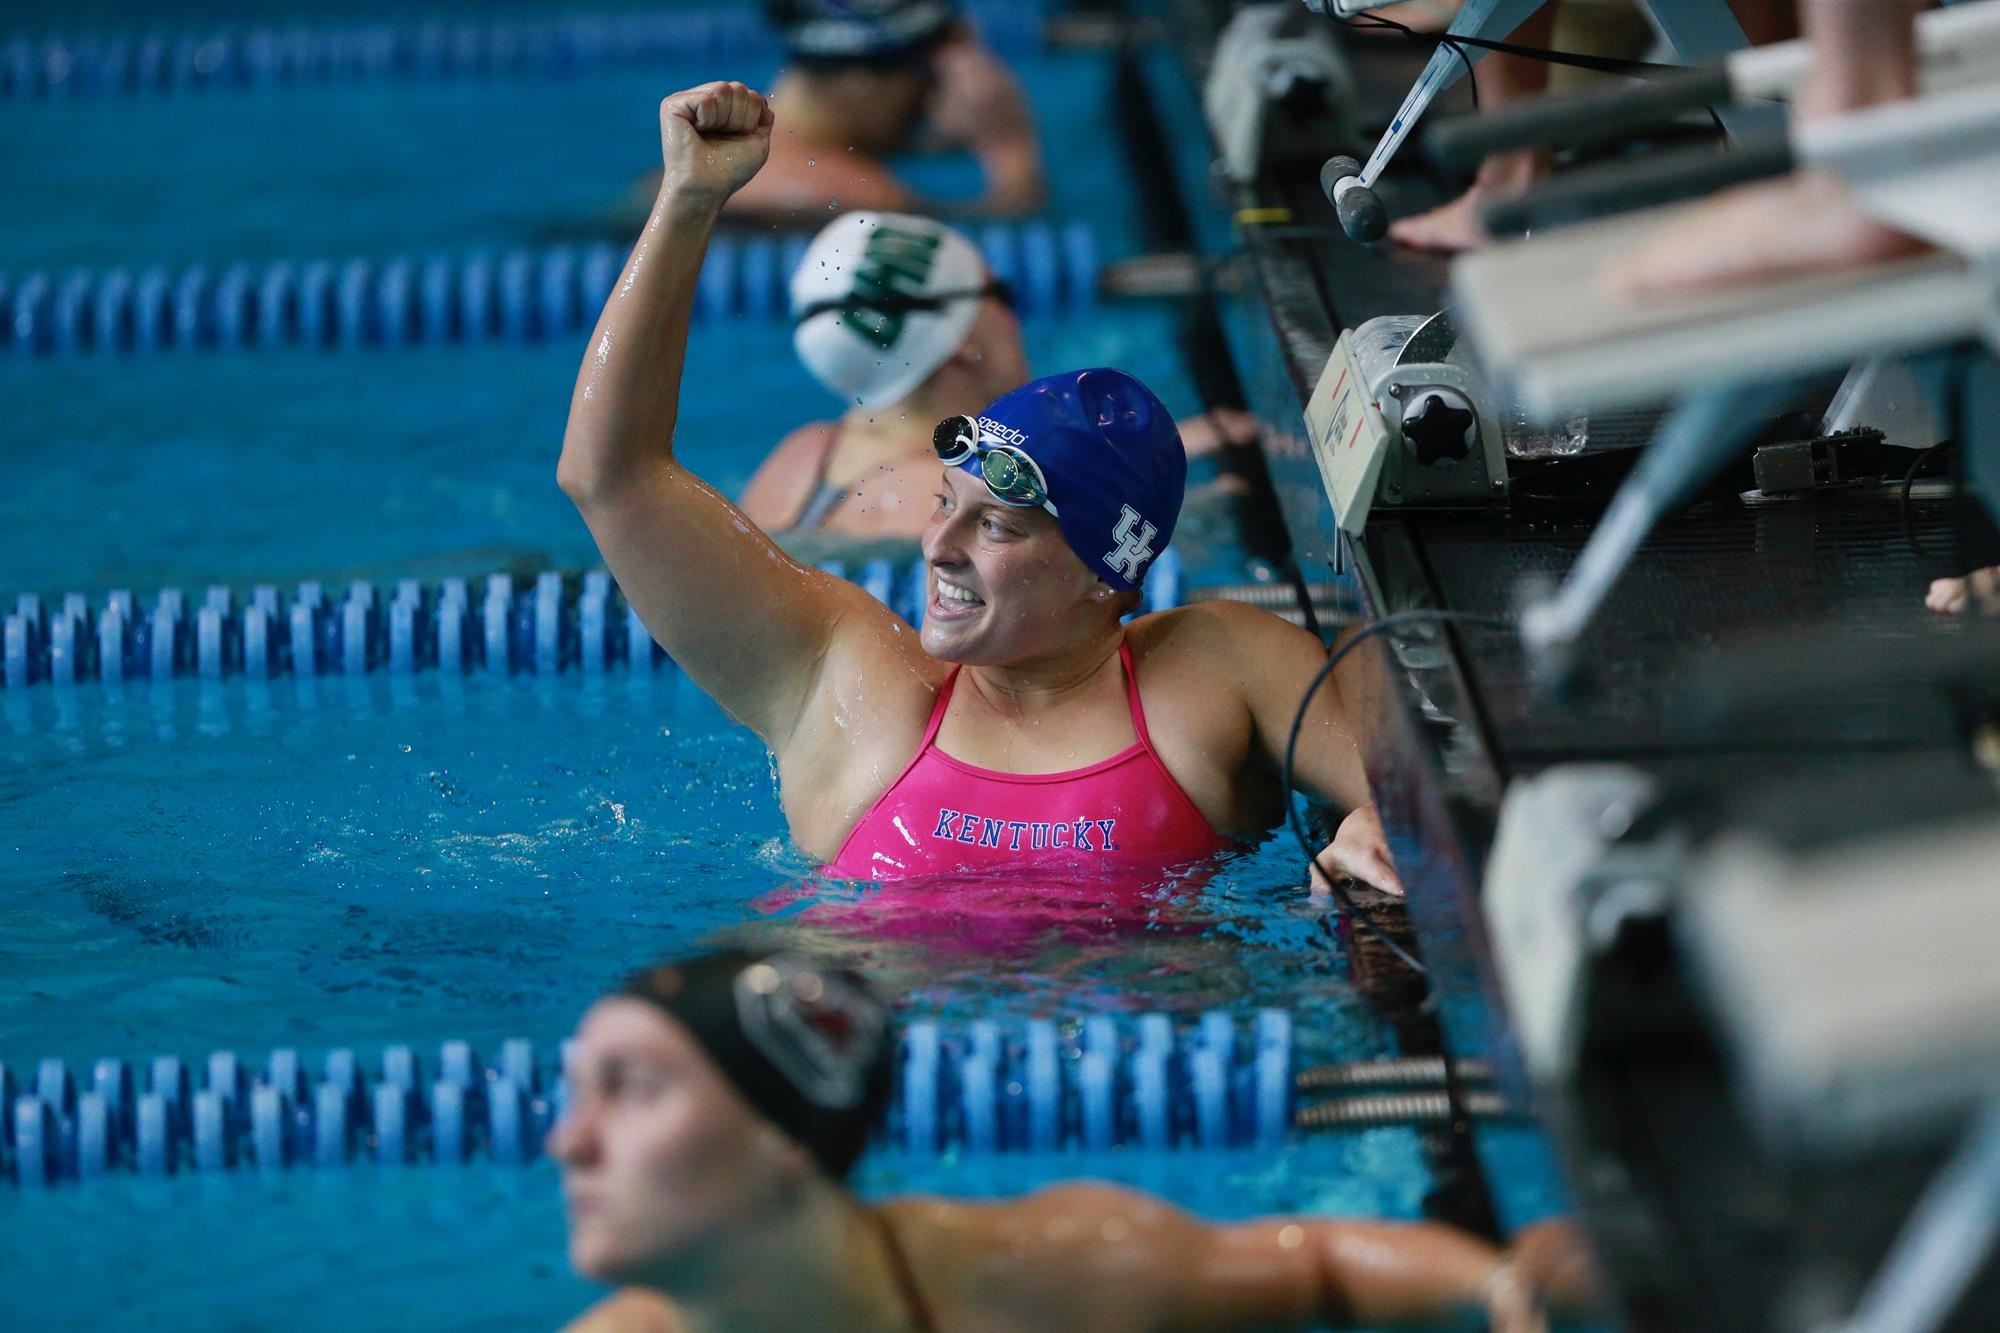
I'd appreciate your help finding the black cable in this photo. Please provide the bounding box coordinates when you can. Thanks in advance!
[1341,11,1480,109]
[1281,609,1515,976]
[1901,443,1939,506]
[1897,354,1970,566]
[1330,8,1690,82]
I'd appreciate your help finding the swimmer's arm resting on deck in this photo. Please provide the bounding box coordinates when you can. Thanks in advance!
[1231,605,1404,894]
[1198,604,1401,892]
[1168,1213,1541,1332]
[1000,1185,1530,1331]
[557,83,893,748]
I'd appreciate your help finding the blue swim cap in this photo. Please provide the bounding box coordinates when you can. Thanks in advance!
[967,368,1186,591]
[765,0,960,61]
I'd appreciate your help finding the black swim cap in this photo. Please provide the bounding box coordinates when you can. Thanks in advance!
[764,0,960,63]
[617,949,894,1179]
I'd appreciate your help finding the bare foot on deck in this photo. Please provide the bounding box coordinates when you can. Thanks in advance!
[1389,149,1548,254]
[1598,169,1927,301]
[1369,0,1464,34]
[1175,407,1259,457]
[1926,567,2000,616]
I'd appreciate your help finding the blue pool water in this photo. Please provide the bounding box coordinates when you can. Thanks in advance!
[1,9,1468,1330]
[0,309,1199,596]
[0,675,1399,1054]
[0,50,1138,274]
[0,1139,1431,1331]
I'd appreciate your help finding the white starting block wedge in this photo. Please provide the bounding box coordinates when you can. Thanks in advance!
[1454,209,1980,420]
[1430,0,2000,173]
[1455,81,2000,417]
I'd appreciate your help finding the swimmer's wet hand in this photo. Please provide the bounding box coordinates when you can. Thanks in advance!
[1312,803,1404,897]
[659,81,775,205]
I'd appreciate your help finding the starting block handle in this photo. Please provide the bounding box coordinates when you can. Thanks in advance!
[1357,0,1549,187]
[1482,128,1793,237]
[1428,65,1735,173]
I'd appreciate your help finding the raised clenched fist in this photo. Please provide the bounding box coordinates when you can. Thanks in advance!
[658,81,775,205]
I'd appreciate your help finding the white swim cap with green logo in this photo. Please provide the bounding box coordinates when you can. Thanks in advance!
[790,211,989,411]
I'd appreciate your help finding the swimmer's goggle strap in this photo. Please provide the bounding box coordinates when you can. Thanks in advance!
[933,414,1060,517]
[792,279,1015,325]
[732,953,886,1110]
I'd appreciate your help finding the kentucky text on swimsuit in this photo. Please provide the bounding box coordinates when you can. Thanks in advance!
[930,810,1121,852]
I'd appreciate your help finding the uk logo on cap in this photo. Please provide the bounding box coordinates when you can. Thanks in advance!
[1103,505,1157,581]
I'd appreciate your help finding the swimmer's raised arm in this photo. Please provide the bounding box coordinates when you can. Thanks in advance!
[558,83,896,745]
[923,35,1045,217]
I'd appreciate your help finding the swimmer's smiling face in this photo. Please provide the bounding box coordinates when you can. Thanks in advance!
[920,466,1125,663]
[549,999,811,1286]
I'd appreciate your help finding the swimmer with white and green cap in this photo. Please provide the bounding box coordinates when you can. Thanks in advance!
[741,210,1030,536]
[742,211,1255,538]
[553,946,1596,1332]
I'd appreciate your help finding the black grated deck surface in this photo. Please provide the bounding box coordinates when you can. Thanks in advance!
[1256,163,2000,779]
[1416,497,2000,764]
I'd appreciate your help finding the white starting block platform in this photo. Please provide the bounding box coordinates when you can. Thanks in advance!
[1453,205,1979,419]
[1453,74,2000,420]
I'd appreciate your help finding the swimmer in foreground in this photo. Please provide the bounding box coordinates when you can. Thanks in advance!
[559,81,1398,892]
[729,0,1042,224]
[554,948,1578,1333]
[742,210,1254,538]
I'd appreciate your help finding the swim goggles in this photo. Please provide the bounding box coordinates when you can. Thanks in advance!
[932,414,1060,516]
[732,953,886,1110]
[792,279,1014,325]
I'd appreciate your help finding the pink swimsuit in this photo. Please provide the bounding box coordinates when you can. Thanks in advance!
[826,641,1233,880]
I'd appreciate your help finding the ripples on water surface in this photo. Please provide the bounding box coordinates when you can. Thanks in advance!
[1,676,1428,1330]
[3,676,1389,1068]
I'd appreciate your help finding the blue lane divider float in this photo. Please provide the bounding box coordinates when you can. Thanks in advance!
[2,1009,1288,1186]
[3,222,1098,357]
[0,3,1043,101]
[0,548,1181,690]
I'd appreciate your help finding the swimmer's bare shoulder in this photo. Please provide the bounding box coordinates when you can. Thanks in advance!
[558,1288,682,1333]
[740,421,840,529]
[1126,598,1373,817]
[1125,596,1311,683]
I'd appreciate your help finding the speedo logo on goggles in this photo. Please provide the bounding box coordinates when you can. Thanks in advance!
[932,414,1059,516]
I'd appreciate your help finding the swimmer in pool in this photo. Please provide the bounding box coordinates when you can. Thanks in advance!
[741,210,1255,538]
[554,948,1582,1333]
[712,0,1042,225]
[560,81,1398,892]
